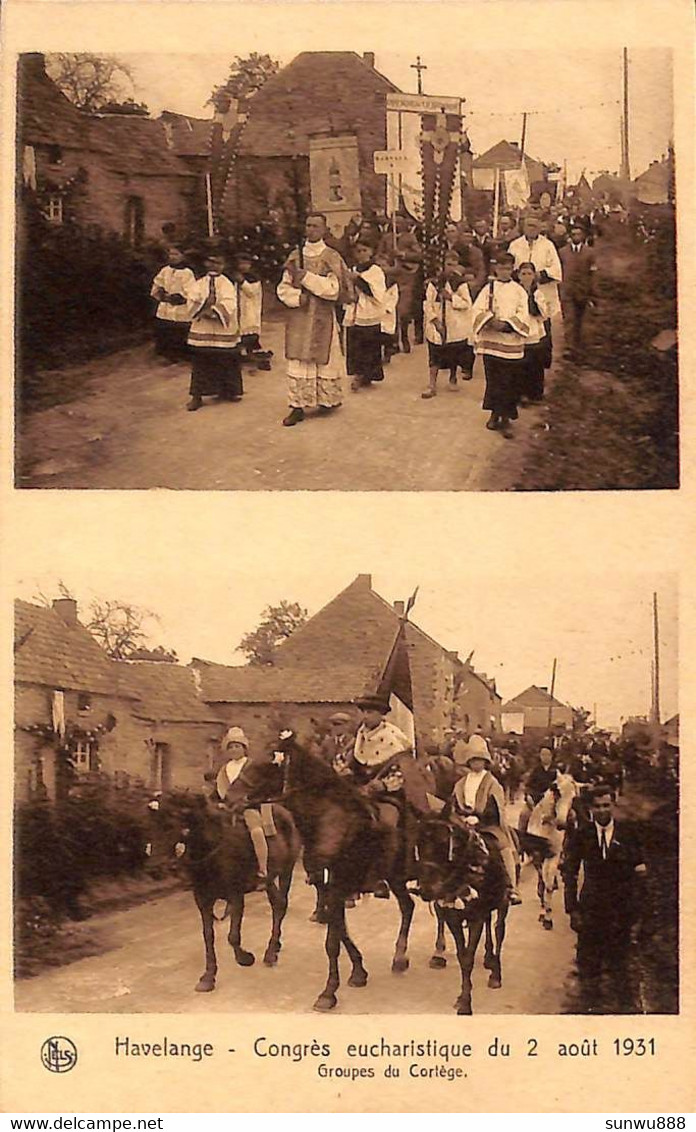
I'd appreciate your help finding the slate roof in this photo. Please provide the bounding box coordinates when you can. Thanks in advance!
[86,115,194,177]
[117,661,224,723]
[191,660,382,705]
[18,53,89,149]
[159,111,213,157]
[238,51,398,157]
[14,599,129,697]
[17,54,193,178]
[501,685,567,711]
[473,139,547,173]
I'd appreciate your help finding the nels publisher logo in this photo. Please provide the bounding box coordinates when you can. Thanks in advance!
[41,1036,78,1073]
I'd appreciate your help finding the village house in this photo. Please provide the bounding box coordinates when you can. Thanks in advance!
[14,598,226,800]
[14,598,141,800]
[17,54,198,246]
[471,139,549,193]
[501,684,573,738]
[221,52,400,235]
[115,659,226,792]
[191,574,502,753]
[632,157,672,206]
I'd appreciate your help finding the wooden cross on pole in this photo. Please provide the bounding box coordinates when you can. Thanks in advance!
[411,55,427,94]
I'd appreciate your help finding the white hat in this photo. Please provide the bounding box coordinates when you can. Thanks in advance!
[222,726,249,750]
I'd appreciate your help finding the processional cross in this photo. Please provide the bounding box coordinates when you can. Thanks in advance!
[410,55,427,94]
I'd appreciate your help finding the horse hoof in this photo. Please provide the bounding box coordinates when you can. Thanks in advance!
[454,998,472,1015]
[483,955,494,971]
[195,976,215,993]
[488,975,502,989]
[392,956,410,974]
[236,950,256,966]
[313,994,338,1012]
[348,970,368,988]
[538,913,546,923]
[263,950,279,967]
[543,920,553,931]
[429,955,447,970]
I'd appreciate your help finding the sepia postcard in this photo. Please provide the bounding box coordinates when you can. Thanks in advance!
[1,0,695,1117]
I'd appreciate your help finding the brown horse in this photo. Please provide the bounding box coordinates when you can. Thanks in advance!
[417,812,511,1013]
[272,732,422,1011]
[151,789,301,992]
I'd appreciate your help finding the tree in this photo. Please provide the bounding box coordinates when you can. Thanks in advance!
[46,53,140,114]
[85,599,168,660]
[98,99,150,117]
[30,584,176,661]
[209,53,279,106]
[237,601,309,666]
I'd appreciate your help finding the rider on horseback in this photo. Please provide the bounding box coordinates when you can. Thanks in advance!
[344,693,433,892]
[208,727,271,890]
[452,742,522,905]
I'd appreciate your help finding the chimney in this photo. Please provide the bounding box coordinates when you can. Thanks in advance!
[356,574,372,588]
[52,598,78,626]
[362,52,375,69]
[393,600,405,616]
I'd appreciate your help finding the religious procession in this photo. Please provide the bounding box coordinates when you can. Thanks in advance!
[16,49,677,491]
[14,575,678,1019]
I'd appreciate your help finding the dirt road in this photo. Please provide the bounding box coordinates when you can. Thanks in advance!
[17,322,559,492]
[15,852,576,1016]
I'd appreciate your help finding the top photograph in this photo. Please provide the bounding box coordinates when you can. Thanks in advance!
[14,46,677,492]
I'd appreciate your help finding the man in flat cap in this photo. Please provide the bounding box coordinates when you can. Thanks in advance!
[320,711,356,775]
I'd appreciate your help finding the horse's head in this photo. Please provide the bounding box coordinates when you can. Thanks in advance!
[416,814,489,907]
[271,729,344,796]
[554,773,578,830]
[144,790,210,861]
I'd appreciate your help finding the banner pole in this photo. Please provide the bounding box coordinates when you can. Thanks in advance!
[492,166,500,238]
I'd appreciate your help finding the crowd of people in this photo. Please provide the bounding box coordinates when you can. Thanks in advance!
[148,197,605,436]
[206,699,674,1014]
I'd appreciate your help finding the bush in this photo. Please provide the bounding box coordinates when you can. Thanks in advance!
[17,190,163,380]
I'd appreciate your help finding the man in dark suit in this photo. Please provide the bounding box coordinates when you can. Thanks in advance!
[472,217,496,271]
[559,223,597,359]
[562,784,647,1012]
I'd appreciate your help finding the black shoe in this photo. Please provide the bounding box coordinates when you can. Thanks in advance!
[282,407,305,427]
[187,398,203,412]
[317,403,341,415]
[486,416,500,431]
[401,339,411,354]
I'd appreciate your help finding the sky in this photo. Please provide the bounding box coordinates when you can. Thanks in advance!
[11,503,678,732]
[125,46,673,183]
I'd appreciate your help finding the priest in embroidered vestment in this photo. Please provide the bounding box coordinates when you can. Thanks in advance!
[277,212,350,427]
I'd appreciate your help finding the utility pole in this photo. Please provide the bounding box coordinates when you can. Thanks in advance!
[520,112,528,159]
[547,657,558,735]
[620,47,631,182]
[652,592,661,726]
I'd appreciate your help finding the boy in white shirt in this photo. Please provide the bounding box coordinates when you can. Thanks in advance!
[471,251,530,438]
[233,252,272,371]
[343,238,388,391]
[150,244,195,363]
[422,250,475,399]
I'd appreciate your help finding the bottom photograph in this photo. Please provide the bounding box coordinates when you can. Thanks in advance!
[13,569,678,1018]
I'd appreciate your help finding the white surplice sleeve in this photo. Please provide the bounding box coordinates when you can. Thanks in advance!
[277,269,303,308]
[301,270,339,300]
[450,282,473,310]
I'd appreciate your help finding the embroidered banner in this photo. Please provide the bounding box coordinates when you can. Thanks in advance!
[309,135,361,238]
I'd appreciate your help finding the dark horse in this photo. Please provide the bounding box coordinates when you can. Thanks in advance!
[152,787,301,992]
[417,813,511,1014]
[273,732,421,1012]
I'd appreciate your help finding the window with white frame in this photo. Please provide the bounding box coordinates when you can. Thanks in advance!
[74,740,92,771]
[45,195,63,224]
